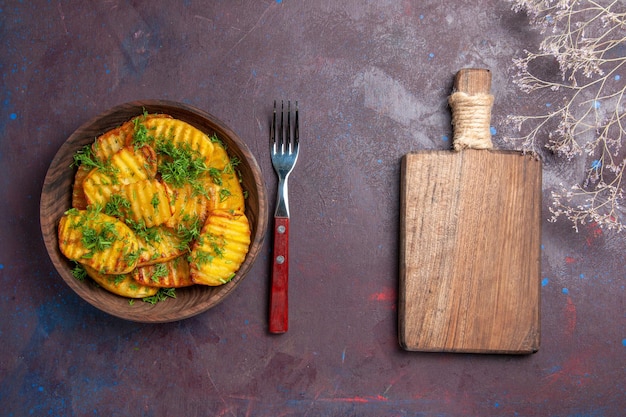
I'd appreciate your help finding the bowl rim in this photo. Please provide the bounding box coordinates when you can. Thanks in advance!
[40,99,268,323]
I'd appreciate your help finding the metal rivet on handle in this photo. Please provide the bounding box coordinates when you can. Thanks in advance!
[276,255,285,264]
[277,225,286,234]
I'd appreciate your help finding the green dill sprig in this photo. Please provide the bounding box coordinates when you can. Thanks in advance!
[208,167,223,186]
[123,247,142,266]
[71,144,105,170]
[71,145,118,181]
[65,207,80,216]
[125,219,162,244]
[150,263,169,283]
[71,262,87,281]
[209,133,224,147]
[142,288,176,304]
[175,215,202,251]
[150,192,160,209]
[219,188,232,202]
[223,156,240,174]
[132,113,155,149]
[104,194,131,218]
[156,140,209,188]
[190,249,214,266]
[80,221,118,259]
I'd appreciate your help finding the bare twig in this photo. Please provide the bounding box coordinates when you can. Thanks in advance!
[505,0,626,232]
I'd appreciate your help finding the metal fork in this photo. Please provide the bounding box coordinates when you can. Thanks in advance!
[269,100,299,334]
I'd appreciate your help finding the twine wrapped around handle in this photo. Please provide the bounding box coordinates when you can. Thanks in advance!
[448,68,494,151]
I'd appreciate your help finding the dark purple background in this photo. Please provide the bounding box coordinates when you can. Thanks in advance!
[1,1,624,416]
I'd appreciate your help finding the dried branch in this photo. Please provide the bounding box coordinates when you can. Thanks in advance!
[505,0,626,232]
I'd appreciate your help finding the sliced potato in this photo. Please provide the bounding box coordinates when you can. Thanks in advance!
[82,183,120,208]
[92,125,128,162]
[83,145,157,206]
[119,179,172,228]
[207,137,230,171]
[134,225,185,266]
[122,113,173,148]
[58,210,139,274]
[163,182,212,230]
[84,266,159,298]
[214,169,245,212]
[141,117,215,163]
[93,113,172,161]
[114,145,158,180]
[201,139,245,212]
[132,256,193,288]
[189,209,251,286]
[72,164,91,209]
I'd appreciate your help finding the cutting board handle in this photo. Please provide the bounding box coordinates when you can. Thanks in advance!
[449,68,494,151]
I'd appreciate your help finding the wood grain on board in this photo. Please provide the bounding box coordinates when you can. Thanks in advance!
[398,69,542,354]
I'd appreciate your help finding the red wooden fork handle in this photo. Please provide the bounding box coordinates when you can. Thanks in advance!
[269,216,289,333]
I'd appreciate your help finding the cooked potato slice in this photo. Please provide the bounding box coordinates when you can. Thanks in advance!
[134,225,185,266]
[200,139,246,212]
[83,145,157,206]
[142,117,215,163]
[58,210,139,274]
[163,182,212,230]
[72,164,91,209]
[132,256,193,288]
[93,113,172,161]
[119,179,172,228]
[122,113,173,148]
[82,183,120,208]
[195,172,245,213]
[189,209,251,286]
[92,125,128,162]
[207,137,230,170]
[114,145,158,180]
[214,169,245,212]
[84,266,159,298]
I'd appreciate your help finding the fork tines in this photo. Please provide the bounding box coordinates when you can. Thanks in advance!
[272,100,299,155]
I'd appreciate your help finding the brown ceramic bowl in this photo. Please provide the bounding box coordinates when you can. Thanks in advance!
[40,100,268,323]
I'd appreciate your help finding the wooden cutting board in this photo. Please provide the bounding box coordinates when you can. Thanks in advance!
[398,68,541,354]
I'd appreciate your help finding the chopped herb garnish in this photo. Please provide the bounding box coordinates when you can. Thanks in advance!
[71,144,117,179]
[123,247,143,265]
[125,219,162,244]
[223,156,240,174]
[211,240,225,257]
[219,188,232,202]
[132,116,154,149]
[209,133,224,146]
[156,140,208,188]
[208,167,223,186]
[71,263,87,281]
[104,194,131,218]
[80,221,118,259]
[71,144,104,170]
[65,208,80,216]
[150,192,160,209]
[151,263,168,283]
[191,249,214,265]
[142,288,176,304]
[176,215,202,250]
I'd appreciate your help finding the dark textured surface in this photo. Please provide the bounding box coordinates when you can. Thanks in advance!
[1,1,624,416]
